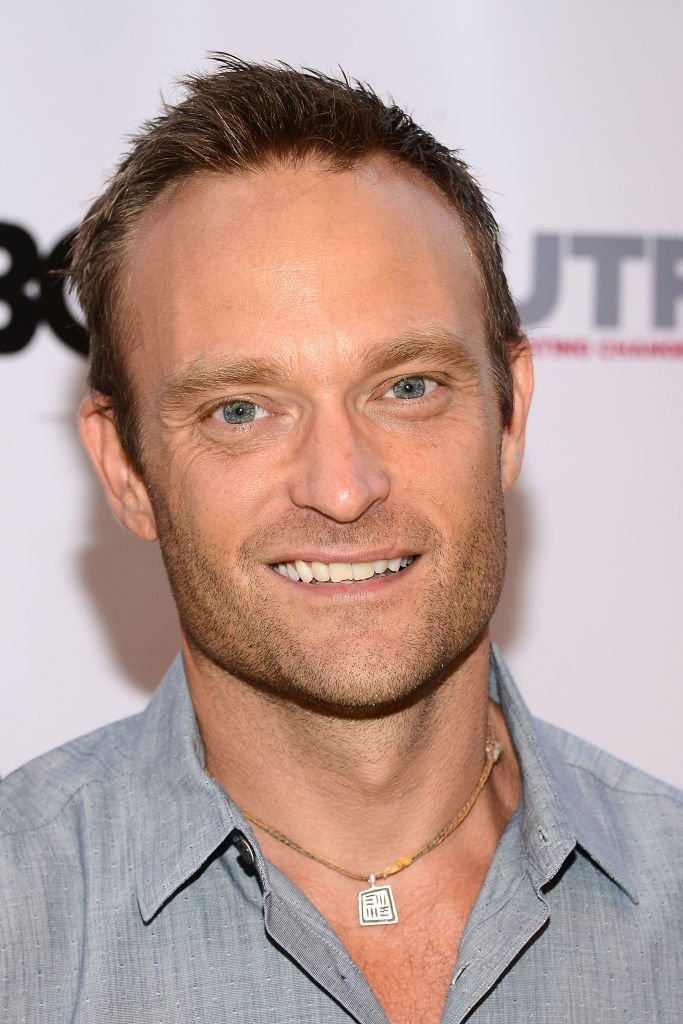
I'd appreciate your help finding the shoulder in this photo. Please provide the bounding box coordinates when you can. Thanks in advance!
[537,717,683,806]
[0,715,145,1013]
[536,717,683,882]
[0,712,144,836]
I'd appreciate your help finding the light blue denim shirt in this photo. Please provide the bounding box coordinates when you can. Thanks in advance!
[1,646,681,1022]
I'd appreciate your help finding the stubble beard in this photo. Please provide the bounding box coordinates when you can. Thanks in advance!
[151,485,507,716]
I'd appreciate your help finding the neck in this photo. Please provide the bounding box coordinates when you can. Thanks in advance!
[183,632,520,872]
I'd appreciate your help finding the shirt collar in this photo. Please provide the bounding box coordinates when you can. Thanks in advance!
[489,644,638,902]
[130,647,638,922]
[129,654,243,923]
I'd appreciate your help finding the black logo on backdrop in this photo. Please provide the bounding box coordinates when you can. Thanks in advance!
[0,223,88,356]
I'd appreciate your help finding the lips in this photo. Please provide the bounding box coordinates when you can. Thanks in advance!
[271,555,416,583]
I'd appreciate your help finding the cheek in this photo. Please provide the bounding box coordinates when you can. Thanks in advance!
[166,439,268,515]
[389,421,499,512]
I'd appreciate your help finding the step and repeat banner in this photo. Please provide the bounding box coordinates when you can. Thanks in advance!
[1,1,681,785]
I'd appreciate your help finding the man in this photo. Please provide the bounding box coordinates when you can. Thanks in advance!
[1,56,681,1023]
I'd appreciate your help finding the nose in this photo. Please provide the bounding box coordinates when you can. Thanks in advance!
[287,402,391,522]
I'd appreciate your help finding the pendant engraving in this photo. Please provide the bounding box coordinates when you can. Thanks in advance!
[358,875,398,926]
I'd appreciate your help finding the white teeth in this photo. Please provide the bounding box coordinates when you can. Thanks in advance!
[273,556,416,583]
[311,561,331,582]
[295,559,314,583]
[329,562,354,583]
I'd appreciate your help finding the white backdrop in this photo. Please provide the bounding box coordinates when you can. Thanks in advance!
[1,0,681,786]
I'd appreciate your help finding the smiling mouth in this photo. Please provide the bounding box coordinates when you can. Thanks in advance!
[270,555,417,584]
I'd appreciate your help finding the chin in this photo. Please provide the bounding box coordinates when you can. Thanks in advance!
[189,609,490,718]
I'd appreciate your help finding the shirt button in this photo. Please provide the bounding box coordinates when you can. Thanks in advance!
[234,835,255,865]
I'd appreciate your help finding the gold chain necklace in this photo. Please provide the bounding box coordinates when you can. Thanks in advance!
[242,727,502,926]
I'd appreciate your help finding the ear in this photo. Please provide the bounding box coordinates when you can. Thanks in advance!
[500,339,534,494]
[78,394,158,542]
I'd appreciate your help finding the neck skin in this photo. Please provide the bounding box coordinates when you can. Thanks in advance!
[184,629,521,875]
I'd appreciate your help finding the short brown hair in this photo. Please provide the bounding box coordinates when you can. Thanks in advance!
[70,55,524,470]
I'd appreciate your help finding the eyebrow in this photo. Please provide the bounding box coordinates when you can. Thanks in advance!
[159,329,481,415]
[160,353,298,416]
[357,330,481,379]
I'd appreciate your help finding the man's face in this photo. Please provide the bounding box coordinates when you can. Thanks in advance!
[105,158,529,711]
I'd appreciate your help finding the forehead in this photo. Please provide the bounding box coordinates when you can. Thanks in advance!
[122,157,486,382]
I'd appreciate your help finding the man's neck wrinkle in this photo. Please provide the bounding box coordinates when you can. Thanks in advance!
[183,638,503,863]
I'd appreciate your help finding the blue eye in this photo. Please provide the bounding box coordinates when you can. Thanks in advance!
[220,400,260,424]
[392,376,427,399]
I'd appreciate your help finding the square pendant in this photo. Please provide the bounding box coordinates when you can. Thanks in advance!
[358,881,398,926]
